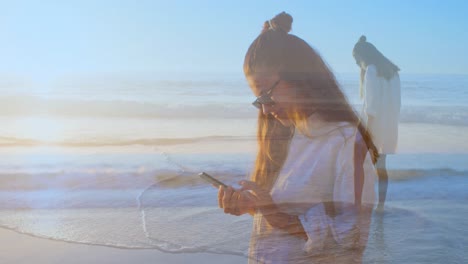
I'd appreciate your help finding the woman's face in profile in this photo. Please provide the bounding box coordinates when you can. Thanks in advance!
[248,73,295,127]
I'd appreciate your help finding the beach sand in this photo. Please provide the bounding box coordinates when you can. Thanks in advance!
[0,228,247,264]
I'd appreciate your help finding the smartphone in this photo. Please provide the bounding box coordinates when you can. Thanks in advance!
[198,172,227,188]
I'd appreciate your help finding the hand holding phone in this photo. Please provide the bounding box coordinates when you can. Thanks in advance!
[198,172,227,188]
[200,172,257,216]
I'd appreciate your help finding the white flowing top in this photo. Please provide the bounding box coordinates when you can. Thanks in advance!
[363,64,401,154]
[248,115,377,264]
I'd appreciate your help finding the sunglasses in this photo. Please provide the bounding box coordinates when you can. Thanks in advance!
[252,80,280,109]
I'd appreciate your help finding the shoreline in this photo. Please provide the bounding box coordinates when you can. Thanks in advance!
[0,227,247,264]
[0,122,467,155]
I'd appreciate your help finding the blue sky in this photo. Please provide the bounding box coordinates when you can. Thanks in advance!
[1,0,467,81]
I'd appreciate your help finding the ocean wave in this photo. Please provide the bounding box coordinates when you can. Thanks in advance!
[0,166,466,259]
[0,135,254,147]
[1,96,467,126]
[0,136,40,146]
[0,96,255,119]
[386,168,467,180]
[0,167,466,193]
[0,166,247,192]
[400,105,468,126]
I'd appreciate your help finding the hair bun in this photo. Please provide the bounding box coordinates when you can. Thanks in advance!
[270,12,293,33]
[359,35,367,42]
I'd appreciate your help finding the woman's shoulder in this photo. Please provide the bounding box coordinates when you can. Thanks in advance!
[390,71,401,82]
[312,121,357,149]
[365,64,377,73]
[364,65,379,83]
[300,115,355,141]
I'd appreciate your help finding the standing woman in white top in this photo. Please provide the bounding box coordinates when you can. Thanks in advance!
[216,13,379,263]
[353,36,401,210]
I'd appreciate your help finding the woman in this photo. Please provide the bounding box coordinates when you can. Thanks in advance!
[353,36,401,210]
[218,12,379,263]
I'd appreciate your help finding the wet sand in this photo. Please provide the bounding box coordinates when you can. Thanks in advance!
[0,228,247,264]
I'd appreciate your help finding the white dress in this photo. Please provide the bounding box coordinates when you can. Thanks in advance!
[248,115,377,264]
[362,64,401,154]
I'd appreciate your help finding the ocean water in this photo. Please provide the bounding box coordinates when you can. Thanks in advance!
[1,72,467,263]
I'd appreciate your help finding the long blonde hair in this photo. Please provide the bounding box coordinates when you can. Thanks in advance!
[244,12,379,190]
